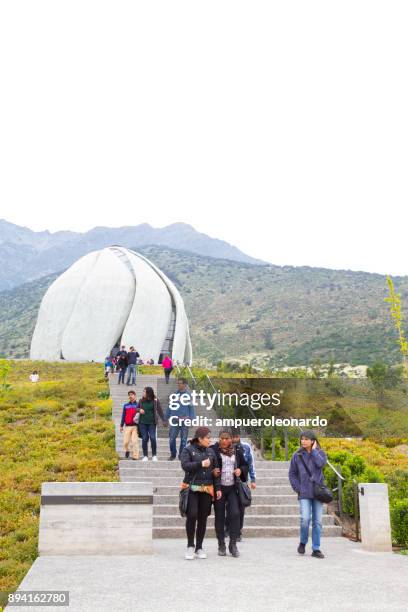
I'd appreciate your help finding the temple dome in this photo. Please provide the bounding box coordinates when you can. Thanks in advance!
[30,246,192,364]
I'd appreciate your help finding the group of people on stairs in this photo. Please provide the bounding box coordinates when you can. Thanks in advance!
[118,374,328,560]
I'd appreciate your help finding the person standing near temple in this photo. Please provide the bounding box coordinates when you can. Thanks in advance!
[117,346,128,384]
[162,354,173,384]
[126,346,140,385]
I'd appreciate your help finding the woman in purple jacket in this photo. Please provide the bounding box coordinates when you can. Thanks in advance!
[288,430,327,559]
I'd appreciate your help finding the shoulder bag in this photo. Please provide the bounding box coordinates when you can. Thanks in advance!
[298,453,333,503]
[179,450,198,517]
[234,454,252,508]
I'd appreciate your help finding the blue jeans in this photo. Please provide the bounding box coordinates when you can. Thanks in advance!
[299,498,323,551]
[118,368,127,384]
[169,423,189,458]
[139,423,157,457]
[126,364,136,385]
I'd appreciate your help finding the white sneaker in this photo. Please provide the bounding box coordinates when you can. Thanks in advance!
[185,547,195,560]
[152,456,158,462]
[142,456,149,462]
[195,549,207,559]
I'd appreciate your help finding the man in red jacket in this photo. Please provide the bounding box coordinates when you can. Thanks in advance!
[120,390,140,459]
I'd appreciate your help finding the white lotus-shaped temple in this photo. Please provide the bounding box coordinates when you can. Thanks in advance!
[30,246,192,364]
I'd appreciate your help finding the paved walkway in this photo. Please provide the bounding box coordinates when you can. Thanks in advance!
[8,538,408,612]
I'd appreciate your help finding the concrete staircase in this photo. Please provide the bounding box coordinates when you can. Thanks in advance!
[110,373,342,539]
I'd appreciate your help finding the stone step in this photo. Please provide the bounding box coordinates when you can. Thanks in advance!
[153,493,298,505]
[153,514,336,527]
[112,392,194,399]
[118,473,290,486]
[153,504,302,516]
[117,452,176,460]
[121,483,295,495]
[117,463,288,475]
[114,438,255,449]
[153,525,343,539]
[116,457,289,469]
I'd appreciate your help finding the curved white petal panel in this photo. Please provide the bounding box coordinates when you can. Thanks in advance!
[118,248,172,362]
[30,251,99,360]
[127,249,192,364]
[61,249,135,362]
[184,333,193,365]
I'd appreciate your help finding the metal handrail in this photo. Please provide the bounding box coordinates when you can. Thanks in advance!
[327,460,345,481]
[205,374,217,394]
[186,364,197,386]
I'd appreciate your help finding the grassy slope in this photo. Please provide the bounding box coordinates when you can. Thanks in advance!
[0,361,117,594]
[1,246,408,366]
[322,438,408,475]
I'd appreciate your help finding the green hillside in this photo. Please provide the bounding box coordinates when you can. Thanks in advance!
[0,361,116,595]
[0,245,407,367]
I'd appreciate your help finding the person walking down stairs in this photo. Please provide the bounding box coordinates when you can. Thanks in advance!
[288,430,327,559]
[119,390,140,460]
[180,427,221,560]
[212,430,248,558]
[165,378,195,461]
[225,427,257,541]
[137,386,166,462]
[162,354,173,384]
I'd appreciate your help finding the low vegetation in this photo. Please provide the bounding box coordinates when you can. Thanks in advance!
[0,361,117,597]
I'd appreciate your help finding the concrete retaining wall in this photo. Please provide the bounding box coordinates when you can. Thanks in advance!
[39,482,153,555]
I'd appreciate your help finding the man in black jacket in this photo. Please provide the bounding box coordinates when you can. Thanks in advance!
[117,347,128,384]
[126,346,140,385]
[211,430,248,558]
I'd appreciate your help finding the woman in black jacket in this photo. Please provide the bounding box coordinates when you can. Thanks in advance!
[180,426,221,560]
[211,429,248,558]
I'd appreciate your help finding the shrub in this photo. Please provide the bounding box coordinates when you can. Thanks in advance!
[340,465,384,516]
[342,479,356,515]
[383,437,408,448]
[97,390,110,399]
[328,450,350,465]
[360,466,384,484]
[344,454,366,477]
[391,499,408,547]
[387,470,408,501]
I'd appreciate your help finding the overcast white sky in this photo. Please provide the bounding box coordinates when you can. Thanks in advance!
[0,1,407,275]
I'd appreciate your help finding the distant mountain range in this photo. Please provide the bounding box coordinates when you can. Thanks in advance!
[0,244,406,367]
[0,219,263,291]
